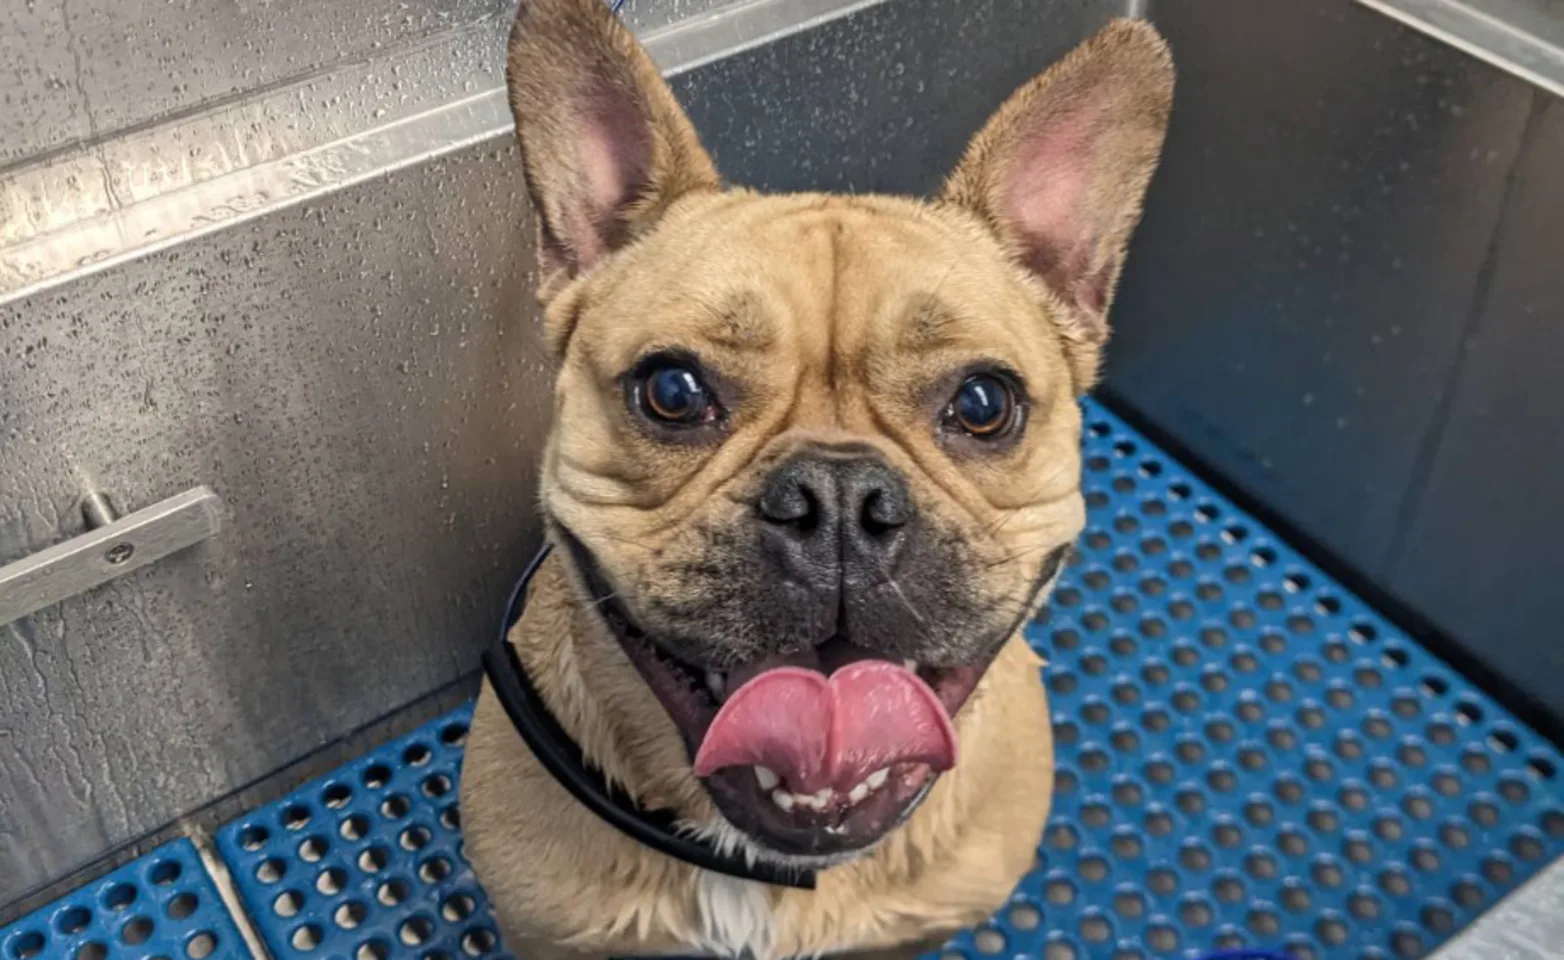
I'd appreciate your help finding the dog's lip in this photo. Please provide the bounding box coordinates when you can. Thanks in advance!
[549,523,1007,852]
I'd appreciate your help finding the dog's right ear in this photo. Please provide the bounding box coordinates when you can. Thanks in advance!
[508,0,720,297]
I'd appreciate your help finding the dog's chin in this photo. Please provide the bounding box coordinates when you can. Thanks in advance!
[553,531,1001,860]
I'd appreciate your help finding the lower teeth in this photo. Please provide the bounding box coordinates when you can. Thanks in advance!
[766,767,892,812]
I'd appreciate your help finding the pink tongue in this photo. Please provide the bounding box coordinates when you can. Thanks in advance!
[691,661,958,793]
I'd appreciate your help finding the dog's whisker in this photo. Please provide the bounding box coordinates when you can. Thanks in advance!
[978,540,1057,571]
[882,575,928,626]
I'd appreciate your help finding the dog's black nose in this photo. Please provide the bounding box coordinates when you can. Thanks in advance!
[757,453,912,581]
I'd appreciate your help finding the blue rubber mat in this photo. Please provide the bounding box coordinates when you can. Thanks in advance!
[212,398,1563,960]
[941,401,1564,960]
[214,708,513,960]
[0,838,249,960]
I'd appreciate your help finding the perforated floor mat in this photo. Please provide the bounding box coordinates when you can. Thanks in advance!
[210,398,1563,960]
[0,839,250,960]
[213,708,507,960]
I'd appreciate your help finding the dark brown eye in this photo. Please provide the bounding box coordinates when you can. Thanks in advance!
[638,362,717,425]
[949,374,1017,437]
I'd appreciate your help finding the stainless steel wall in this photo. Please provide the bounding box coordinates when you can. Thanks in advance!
[0,0,733,165]
[1106,0,1564,726]
[0,0,1135,909]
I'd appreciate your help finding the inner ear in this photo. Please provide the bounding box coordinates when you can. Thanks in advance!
[941,18,1174,381]
[508,0,720,288]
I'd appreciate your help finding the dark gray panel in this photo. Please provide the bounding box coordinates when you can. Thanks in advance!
[1387,95,1564,717]
[0,141,548,904]
[671,0,1126,197]
[1107,0,1535,570]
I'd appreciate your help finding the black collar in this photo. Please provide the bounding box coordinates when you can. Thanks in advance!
[480,544,817,890]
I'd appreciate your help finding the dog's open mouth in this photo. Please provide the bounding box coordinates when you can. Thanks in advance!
[618,624,988,857]
[558,531,992,857]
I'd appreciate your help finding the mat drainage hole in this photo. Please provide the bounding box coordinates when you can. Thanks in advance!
[394,916,434,948]
[239,826,270,851]
[291,924,322,953]
[316,868,348,896]
[422,774,453,799]
[73,943,107,960]
[377,878,411,907]
[323,783,353,809]
[441,723,469,747]
[299,836,329,863]
[420,856,453,884]
[186,932,218,960]
[119,916,154,946]
[401,825,433,851]
[461,929,497,957]
[442,893,478,923]
[56,908,92,936]
[165,893,198,921]
[256,859,287,884]
[357,940,390,960]
[363,764,393,790]
[273,891,303,919]
[340,814,371,841]
[335,901,368,931]
[283,805,313,831]
[8,932,47,960]
[101,884,137,912]
[358,846,390,874]
[404,743,433,767]
[381,794,412,819]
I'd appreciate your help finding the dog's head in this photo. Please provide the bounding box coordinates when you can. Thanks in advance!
[508,0,1172,863]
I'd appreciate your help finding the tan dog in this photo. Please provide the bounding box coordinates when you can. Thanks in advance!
[461,1,1173,957]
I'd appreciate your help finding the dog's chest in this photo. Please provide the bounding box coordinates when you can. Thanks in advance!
[692,873,779,959]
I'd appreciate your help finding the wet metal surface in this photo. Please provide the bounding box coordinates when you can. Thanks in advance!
[1430,855,1564,958]
[1104,0,1564,721]
[0,0,899,303]
[0,0,736,167]
[0,143,550,905]
[1357,0,1564,98]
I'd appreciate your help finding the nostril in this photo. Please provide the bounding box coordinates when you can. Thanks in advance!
[860,489,909,537]
[758,471,821,531]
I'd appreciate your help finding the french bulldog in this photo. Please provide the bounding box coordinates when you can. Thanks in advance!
[461,0,1173,956]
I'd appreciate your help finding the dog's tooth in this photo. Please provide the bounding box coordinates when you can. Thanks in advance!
[848,782,871,804]
[755,766,780,791]
[866,768,890,790]
[902,659,918,672]
[706,671,726,700]
[772,790,795,812]
[802,793,829,811]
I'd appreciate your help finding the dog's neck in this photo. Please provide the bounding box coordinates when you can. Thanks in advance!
[506,551,706,814]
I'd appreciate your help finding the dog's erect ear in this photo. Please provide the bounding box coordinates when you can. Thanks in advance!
[942,19,1173,388]
[507,0,719,291]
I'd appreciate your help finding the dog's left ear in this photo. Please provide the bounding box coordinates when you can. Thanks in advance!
[507,0,720,298]
[942,19,1173,389]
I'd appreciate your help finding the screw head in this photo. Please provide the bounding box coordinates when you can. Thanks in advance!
[105,542,135,564]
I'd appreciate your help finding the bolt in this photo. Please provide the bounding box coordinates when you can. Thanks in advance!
[105,542,135,565]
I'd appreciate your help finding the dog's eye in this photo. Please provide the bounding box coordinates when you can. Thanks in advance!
[639,363,717,425]
[949,374,1018,438]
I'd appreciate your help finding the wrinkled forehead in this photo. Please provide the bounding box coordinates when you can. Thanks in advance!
[573,195,1060,381]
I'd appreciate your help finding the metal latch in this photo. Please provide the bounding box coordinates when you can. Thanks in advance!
[0,486,222,625]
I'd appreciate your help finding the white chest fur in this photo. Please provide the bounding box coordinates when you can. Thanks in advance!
[693,872,779,960]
